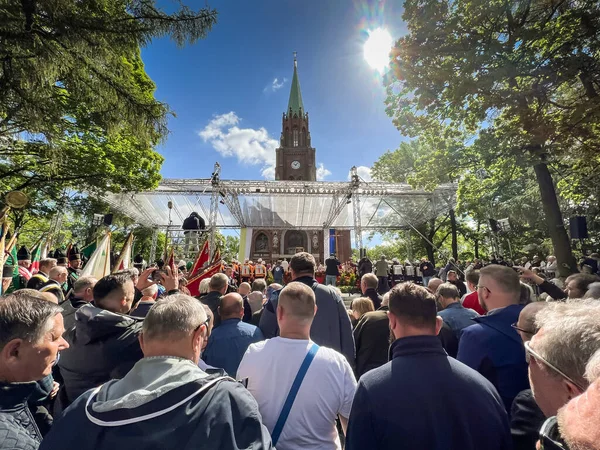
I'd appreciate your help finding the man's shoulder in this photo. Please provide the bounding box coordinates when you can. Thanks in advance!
[0,411,40,450]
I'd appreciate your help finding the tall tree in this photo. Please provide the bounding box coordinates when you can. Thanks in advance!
[386,0,600,276]
[1,1,217,142]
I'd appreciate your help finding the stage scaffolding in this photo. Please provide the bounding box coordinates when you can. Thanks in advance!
[101,164,458,261]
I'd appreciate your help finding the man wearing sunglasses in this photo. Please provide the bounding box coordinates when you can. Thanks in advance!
[526,301,600,419]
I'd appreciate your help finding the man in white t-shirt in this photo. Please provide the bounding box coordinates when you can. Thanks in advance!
[237,282,356,450]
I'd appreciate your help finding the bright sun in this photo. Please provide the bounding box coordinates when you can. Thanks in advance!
[364,28,393,73]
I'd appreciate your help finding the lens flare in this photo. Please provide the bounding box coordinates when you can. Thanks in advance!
[364,27,393,73]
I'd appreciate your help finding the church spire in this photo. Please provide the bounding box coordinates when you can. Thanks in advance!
[287,52,304,116]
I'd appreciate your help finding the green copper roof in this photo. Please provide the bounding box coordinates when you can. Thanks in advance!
[287,58,304,116]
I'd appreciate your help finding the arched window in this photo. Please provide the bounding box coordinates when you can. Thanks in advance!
[289,175,295,180]
[293,128,299,147]
[255,233,269,252]
[301,127,306,146]
[285,127,290,146]
[297,176,303,180]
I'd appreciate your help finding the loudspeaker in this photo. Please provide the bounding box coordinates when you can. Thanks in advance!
[488,219,499,233]
[569,216,588,240]
[103,214,113,226]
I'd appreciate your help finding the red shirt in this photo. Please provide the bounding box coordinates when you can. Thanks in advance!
[462,291,486,315]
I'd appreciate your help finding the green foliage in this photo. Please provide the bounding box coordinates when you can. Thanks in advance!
[385,0,600,274]
[1,1,217,142]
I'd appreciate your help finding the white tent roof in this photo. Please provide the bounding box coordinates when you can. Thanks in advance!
[102,178,457,231]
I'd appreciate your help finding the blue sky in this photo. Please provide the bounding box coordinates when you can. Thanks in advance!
[141,0,407,182]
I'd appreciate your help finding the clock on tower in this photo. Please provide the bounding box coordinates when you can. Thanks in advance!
[275,55,317,181]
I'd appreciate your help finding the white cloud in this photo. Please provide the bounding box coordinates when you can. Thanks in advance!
[316,163,332,181]
[198,112,278,179]
[347,165,373,181]
[264,77,287,93]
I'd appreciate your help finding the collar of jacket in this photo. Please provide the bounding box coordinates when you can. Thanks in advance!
[444,302,463,310]
[365,288,378,296]
[0,381,38,409]
[377,305,389,311]
[70,297,88,308]
[473,303,524,344]
[293,276,317,286]
[220,318,241,326]
[390,335,446,360]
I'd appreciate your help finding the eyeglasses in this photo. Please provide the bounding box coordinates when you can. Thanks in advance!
[524,341,586,392]
[538,416,567,450]
[511,323,534,335]
[194,317,211,333]
[476,285,491,295]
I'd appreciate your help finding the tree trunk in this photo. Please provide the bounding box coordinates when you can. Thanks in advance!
[474,221,480,258]
[449,208,458,260]
[533,161,577,277]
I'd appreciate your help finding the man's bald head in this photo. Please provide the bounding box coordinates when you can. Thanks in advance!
[238,282,251,296]
[515,301,548,343]
[219,293,244,320]
[427,278,443,294]
[278,282,316,325]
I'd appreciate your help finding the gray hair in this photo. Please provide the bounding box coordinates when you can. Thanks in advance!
[585,349,600,383]
[247,291,264,314]
[209,273,228,292]
[436,282,460,299]
[141,284,158,297]
[142,294,207,341]
[361,273,378,290]
[519,282,534,305]
[381,292,390,307]
[49,266,67,279]
[199,278,211,295]
[0,293,63,349]
[73,276,97,293]
[583,282,600,300]
[39,258,57,270]
[534,300,600,387]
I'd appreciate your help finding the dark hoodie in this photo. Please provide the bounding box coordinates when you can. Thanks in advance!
[57,304,143,409]
[40,357,273,450]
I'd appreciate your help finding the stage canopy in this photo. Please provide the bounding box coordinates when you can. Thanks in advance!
[101,177,457,232]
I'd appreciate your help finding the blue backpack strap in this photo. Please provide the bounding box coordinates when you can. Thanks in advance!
[271,343,319,445]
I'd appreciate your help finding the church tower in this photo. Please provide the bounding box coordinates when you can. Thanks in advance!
[275,55,317,181]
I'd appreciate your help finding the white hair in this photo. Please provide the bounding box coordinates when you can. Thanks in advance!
[142,294,206,341]
[535,300,600,387]
[583,282,600,300]
[141,284,158,297]
[199,278,211,295]
[585,350,600,383]
[381,292,390,307]
[247,291,264,314]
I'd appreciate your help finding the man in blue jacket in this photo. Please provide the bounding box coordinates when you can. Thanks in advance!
[458,264,529,414]
[346,282,511,450]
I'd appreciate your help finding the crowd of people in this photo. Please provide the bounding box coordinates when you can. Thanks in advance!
[1,244,600,450]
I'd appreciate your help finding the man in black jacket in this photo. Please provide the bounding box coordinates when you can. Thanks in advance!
[346,283,511,450]
[182,212,205,253]
[325,253,341,286]
[57,273,146,409]
[353,292,389,379]
[199,273,228,329]
[0,293,69,450]
[61,276,97,332]
[360,273,382,310]
[40,294,273,450]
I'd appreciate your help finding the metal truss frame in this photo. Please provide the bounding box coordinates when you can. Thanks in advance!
[101,163,458,240]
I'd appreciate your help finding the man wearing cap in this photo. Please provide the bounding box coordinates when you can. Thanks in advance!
[2,263,15,293]
[54,248,69,268]
[67,245,82,294]
[17,245,32,285]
